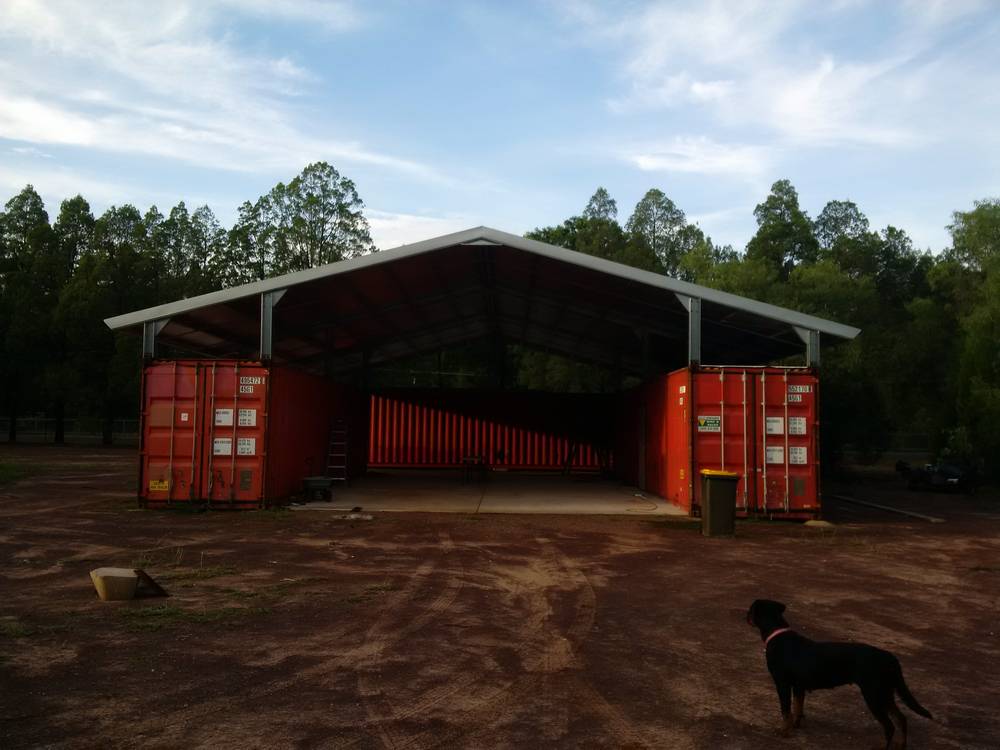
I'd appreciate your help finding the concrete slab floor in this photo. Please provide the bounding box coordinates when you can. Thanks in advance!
[291,469,687,516]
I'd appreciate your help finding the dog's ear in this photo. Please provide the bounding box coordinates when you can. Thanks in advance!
[748,599,786,625]
[761,599,786,617]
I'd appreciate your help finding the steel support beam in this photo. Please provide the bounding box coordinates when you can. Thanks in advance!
[259,289,286,361]
[795,327,820,368]
[141,319,169,359]
[676,294,701,365]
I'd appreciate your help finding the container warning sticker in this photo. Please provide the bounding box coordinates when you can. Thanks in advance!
[213,438,232,456]
[180,412,189,423]
[237,437,256,456]
[678,385,686,394]
[788,384,812,393]
[238,408,257,427]
[788,394,803,403]
[148,479,168,491]
[215,408,233,426]
[789,446,808,465]
[765,417,784,435]
[789,417,807,435]
[765,446,785,464]
[697,415,721,432]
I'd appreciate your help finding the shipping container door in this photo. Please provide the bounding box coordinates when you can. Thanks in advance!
[691,369,755,512]
[754,370,819,514]
[198,363,268,506]
[141,362,201,504]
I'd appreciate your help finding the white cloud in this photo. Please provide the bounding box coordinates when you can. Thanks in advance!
[0,1,443,181]
[564,0,997,151]
[609,71,735,112]
[366,210,473,250]
[10,145,53,159]
[0,163,145,209]
[627,137,770,178]
[211,0,366,32]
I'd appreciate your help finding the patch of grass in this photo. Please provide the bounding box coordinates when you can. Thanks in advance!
[0,619,34,638]
[220,587,262,601]
[0,462,35,487]
[341,582,395,605]
[119,604,271,632]
[132,546,187,570]
[162,565,238,582]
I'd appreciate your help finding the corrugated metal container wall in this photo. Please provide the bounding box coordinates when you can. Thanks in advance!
[368,390,614,471]
[665,366,820,517]
[139,360,364,508]
[617,367,820,518]
[263,367,335,501]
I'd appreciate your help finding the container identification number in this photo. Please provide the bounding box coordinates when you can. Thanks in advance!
[240,376,264,394]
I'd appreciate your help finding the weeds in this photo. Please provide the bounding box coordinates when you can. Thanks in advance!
[163,565,238,582]
[0,462,34,487]
[341,581,395,605]
[0,619,34,638]
[119,604,270,631]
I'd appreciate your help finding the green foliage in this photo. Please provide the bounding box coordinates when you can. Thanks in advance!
[948,199,1000,271]
[0,162,377,442]
[583,186,618,221]
[746,179,819,279]
[626,188,686,274]
[2,169,999,478]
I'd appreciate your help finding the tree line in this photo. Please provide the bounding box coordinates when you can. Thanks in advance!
[1,164,997,476]
[523,183,999,475]
[0,162,373,443]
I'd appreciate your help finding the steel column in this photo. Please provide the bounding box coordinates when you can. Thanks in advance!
[259,290,286,361]
[675,294,702,365]
[141,319,169,359]
[795,327,820,368]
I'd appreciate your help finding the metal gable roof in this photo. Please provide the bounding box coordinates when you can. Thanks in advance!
[104,226,859,374]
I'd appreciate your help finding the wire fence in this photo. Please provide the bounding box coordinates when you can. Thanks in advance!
[0,416,140,445]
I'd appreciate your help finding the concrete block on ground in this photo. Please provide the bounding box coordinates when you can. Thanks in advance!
[90,567,138,601]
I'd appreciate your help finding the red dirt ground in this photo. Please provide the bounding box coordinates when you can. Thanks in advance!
[1,444,999,749]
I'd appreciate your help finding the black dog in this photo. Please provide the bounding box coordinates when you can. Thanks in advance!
[747,599,932,749]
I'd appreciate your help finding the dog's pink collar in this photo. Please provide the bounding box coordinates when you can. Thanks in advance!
[764,627,792,648]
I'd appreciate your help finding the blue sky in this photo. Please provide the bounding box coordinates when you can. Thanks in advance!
[1,0,998,252]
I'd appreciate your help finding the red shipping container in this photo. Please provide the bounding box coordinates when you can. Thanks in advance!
[618,366,820,518]
[139,360,365,508]
[368,389,613,471]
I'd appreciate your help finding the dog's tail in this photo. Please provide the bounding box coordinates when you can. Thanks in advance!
[896,670,933,719]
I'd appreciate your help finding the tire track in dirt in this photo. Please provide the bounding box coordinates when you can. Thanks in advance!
[353,530,467,749]
[124,531,461,749]
[386,536,657,750]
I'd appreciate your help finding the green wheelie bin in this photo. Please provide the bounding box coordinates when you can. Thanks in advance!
[700,470,740,536]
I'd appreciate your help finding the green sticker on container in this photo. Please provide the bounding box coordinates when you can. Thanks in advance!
[697,415,721,432]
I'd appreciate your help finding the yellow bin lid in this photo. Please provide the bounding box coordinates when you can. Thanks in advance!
[700,469,740,478]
